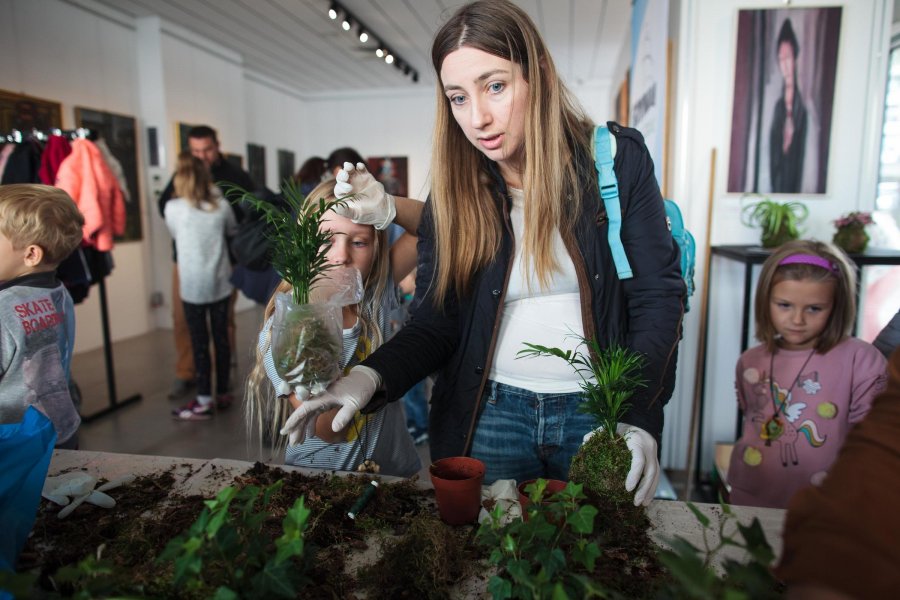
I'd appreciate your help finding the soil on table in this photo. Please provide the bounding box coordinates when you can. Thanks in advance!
[18,462,668,598]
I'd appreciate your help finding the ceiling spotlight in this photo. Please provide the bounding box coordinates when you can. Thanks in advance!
[342,19,351,31]
[359,30,368,43]
[328,3,337,19]
[385,54,394,64]
[376,48,384,58]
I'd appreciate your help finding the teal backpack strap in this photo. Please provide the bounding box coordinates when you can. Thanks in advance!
[593,125,633,279]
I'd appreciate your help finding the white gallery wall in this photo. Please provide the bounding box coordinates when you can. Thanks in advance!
[664,0,893,474]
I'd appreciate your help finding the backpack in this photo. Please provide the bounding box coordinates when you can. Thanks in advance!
[593,125,696,311]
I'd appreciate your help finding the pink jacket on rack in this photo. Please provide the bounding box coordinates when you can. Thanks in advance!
[55,138,126,251]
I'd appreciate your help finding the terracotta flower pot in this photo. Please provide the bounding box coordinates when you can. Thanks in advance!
[429,457,485,525]
[516,479,567,521]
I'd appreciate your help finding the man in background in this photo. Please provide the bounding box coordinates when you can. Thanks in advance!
[158,125,254,400]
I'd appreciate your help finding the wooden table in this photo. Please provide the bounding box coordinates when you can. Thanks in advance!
[47,449,786,576]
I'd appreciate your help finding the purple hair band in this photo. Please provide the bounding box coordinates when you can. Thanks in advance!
[778,254,838,272]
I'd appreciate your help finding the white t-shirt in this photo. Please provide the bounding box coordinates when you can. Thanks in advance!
[488,187,589,393]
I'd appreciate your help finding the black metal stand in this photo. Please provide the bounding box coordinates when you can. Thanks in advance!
[80,277,142,422]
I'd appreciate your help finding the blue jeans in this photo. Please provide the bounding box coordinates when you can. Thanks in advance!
[470,381,596,484]
[402,379,428,431]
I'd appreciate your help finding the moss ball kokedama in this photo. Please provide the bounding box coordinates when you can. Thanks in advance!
[517,338,647,508]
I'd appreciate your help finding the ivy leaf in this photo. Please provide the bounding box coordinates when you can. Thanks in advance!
[566,504,597,534]
[686,501,711,528]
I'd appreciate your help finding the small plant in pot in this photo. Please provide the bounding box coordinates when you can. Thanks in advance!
[517,338,646,507]
[225,180,353,394]
[832,211,874,254]
[740,194,808,248]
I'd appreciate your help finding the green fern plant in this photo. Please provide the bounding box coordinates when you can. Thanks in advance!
[222,180,345,305]
[518,338,646,505]
[740,194,808,248]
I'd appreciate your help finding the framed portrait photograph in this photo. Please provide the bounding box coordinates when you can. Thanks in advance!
[75,107,142,241]
[727,7,842,194]
[366,156,408,198]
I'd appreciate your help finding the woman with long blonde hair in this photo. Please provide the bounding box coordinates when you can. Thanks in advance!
[290,0,684,506]
[245,180,419,476]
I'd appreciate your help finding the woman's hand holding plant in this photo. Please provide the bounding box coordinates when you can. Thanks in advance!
[583,423,660,506]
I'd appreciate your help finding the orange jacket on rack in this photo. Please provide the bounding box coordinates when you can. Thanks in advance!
[55,139,126,251]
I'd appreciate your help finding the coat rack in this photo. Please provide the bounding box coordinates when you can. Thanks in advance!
[2,128,142,421]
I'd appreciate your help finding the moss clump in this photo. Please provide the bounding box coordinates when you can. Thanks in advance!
[568,432,633,506]
[358,513,476,599]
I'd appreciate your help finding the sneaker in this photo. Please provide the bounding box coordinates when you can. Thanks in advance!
[172,399,213,421]
[215,394,234,411]
[168,378,195,400]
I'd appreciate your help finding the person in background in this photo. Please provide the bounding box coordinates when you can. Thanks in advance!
[164,153,238,420]
[777,348,900,599]
[245,180,419,476]
[873,307,900,358]
[0,184,84,448]
[288,0,684,506]
[727,240,886,509]
[158,125,254,401]
[294,156,328,196]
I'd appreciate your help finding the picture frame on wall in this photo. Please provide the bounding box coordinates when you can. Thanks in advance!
[366,156,408,198]
[247,143,266,188]
[277,149,295,185]
[75,107,143,242]
[727,7,842,194]
[0,89,63,131]
[175,121,198,153]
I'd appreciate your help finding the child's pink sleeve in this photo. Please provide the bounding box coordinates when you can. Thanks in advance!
[848,342,889,425]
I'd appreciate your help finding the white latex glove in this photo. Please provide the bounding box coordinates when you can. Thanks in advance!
[279,365,380,439]
[278,386,316,446]
[333,162,396,230]
[582,423,659,507]
[42,472,135,519]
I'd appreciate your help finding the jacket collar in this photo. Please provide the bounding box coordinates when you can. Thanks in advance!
[0,270,61,293]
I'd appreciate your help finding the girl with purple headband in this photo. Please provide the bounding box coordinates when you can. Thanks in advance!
[727,239,887,509]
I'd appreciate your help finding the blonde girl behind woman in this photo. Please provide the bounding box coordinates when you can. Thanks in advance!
[244,180,419,476]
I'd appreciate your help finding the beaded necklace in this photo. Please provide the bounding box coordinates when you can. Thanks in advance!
[761,347,816,446]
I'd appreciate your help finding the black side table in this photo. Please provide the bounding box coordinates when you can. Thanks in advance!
[695,244,900,478]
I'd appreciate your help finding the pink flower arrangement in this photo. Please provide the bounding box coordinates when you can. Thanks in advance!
[833,211,874,229]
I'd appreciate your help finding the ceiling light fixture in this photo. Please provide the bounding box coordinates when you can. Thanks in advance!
[326,1,418,83]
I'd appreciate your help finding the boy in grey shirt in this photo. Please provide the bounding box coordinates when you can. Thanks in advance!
[0,184,85,446]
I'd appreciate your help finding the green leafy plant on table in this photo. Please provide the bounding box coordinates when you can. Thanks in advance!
[656,500,782,600]
[157,480,312,599]
[224,180,347,392]
[476,479,605,599]
[740,194,808,248]
[518,339,646,506]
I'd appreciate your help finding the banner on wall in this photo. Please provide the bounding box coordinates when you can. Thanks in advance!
[630,0,668,187]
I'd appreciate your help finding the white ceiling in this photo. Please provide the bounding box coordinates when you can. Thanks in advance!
[89,0,631,94]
